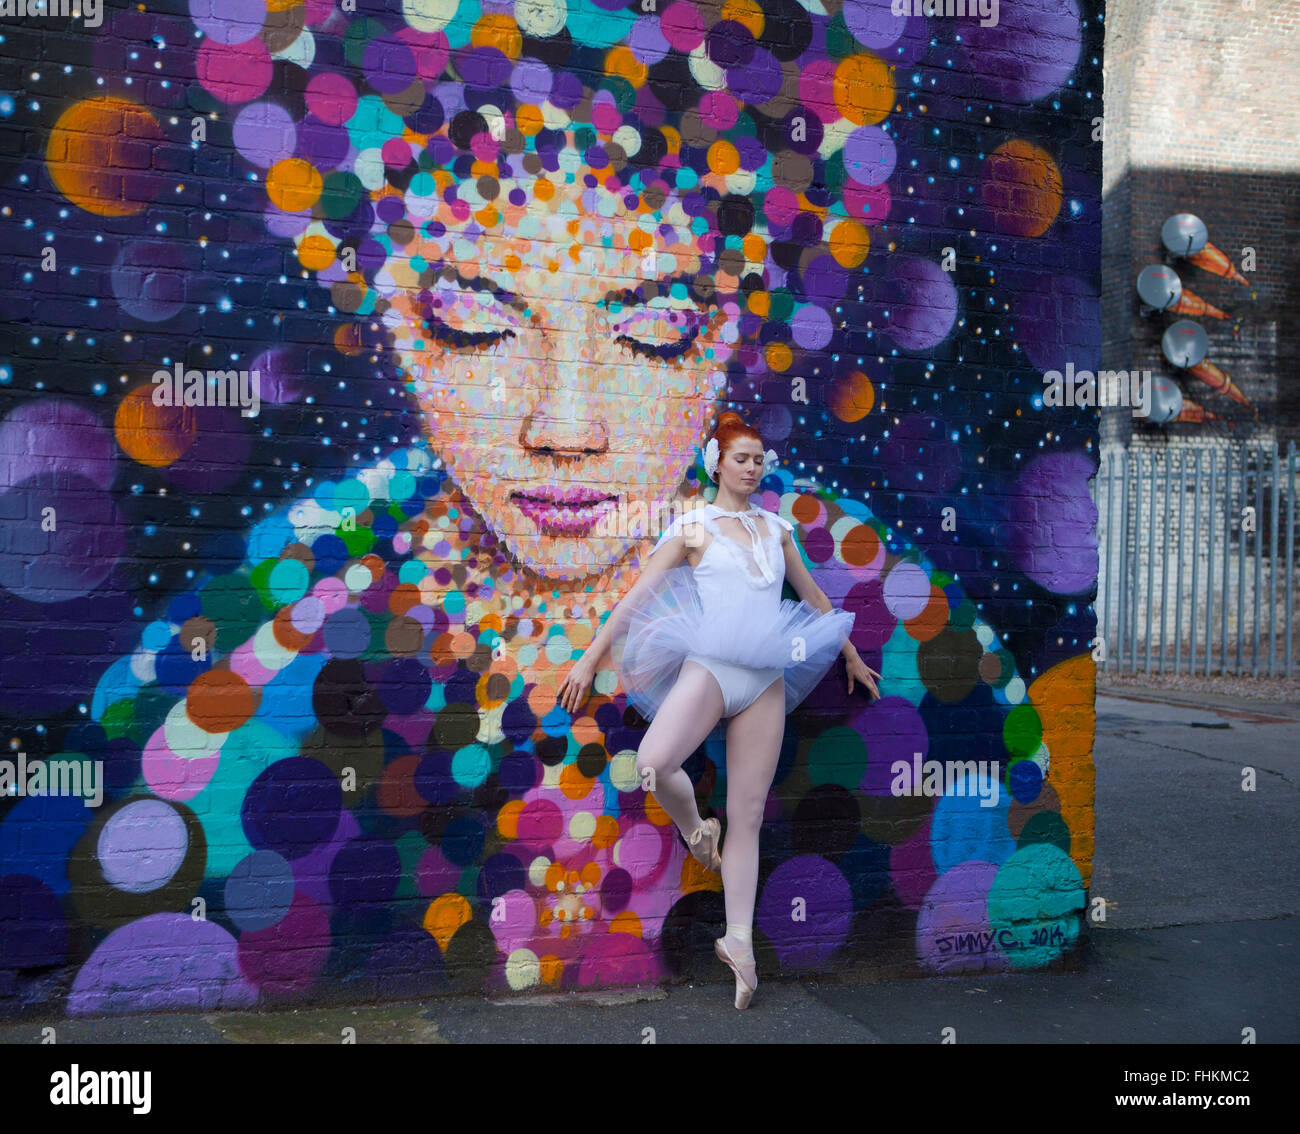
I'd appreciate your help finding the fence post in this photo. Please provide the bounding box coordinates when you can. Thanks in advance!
[1191,447,1202,675]
[1269,441,1280,678]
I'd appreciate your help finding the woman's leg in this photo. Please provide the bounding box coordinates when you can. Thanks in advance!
[633,660,726,841]
[719,674,786,957]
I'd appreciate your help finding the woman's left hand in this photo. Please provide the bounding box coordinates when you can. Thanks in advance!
[845,652,882,699]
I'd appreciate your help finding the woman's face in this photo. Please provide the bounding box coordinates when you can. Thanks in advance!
[716,436,767,500]
[383,157,744,584]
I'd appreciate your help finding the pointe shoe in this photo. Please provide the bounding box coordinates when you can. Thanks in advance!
[686,817,722,872]
[715,936,758,1010]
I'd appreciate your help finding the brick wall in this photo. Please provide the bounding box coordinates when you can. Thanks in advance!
[0,0,1102,1014]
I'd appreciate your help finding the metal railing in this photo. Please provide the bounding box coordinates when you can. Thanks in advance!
[1092,442,1299,677]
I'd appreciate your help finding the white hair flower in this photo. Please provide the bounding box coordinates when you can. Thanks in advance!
[703,436,720,480]
[763,448,779,475]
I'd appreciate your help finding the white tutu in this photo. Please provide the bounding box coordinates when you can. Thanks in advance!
[609,503,855,720]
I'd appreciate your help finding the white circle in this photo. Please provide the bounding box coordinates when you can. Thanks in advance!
[505,947,541,990]
[515,0,566,38]
[403,0,458,34]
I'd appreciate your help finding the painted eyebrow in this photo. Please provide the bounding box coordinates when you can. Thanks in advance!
[602,273,714,310]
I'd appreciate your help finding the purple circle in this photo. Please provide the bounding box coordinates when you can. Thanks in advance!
[955,0,1082,104]
[511,56,553,104]
[884,257,958,350]
[233,101,297,169]
[241,757,343,861]
[224,848,295,931]
[757,855,854,968]
[329,836,401,906]
[628,15,670,65]
[0,473,123,603]
[883,561,931,622]
[853,696,930,796]
[549,71,584,110]
[297,114,350,170]
[0,399,115,491]
[1009,450,1098,594]
[110,239,196,323]
[842,126,897,186]
[323,606,371,658]
[189,0,267,46]
[378,657,432,714]
[791,303,833,350]
[916,861,1008,974]
[801,254,847,305]
[97,799,188,894]
[841,0,906,50]
[727,47,781,103]
[457,46,512,90]
[68,913,255,1014]
[706,20,756,69]
[363,35,417,94]
[237,892,332,997]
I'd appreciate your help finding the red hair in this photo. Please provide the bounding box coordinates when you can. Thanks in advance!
[709,411,764,468]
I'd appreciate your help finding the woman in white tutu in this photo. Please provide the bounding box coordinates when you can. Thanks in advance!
[558,411,881,1009]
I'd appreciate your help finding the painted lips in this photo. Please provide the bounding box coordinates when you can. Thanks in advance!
[513,488,617,535]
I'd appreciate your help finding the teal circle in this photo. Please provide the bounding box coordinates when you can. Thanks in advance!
[268,558,310,605]
[334,477,370,514]
[986,844,1084,971]
[451,743,491,788]
[346,95,406,153]
[398,560,427,585]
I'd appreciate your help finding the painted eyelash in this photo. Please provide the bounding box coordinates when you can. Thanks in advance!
[424,319,516,351]
[614,327,702,362]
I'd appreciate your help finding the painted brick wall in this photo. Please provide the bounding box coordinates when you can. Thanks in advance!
[0,0,1102,1014]
[1101,0,1300,449]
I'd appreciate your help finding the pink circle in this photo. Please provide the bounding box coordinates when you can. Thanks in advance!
[237,893,332,997]
[397,27,451,83]
[142,724,220,802]
[843,178,891,225]
[488,888,538,954]
[514,798,563,852]
[303,0,333,26]
[228,640,278,687]
[763,185,799,226]
[197,37,272,104]
[798,58,838,121]
[698,91,738,130]
[615,822,670,885]
[313,576,349,614]
[382,137,413,169]
[660,3,706,52]
[591,93,622,136]
[469,132,498,162]
[305,72,357,126]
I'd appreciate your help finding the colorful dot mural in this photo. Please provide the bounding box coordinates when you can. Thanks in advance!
[0,0,1102,1012]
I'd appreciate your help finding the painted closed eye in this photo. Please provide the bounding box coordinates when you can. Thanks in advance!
[613,308,709,361]
[422,287,520,351]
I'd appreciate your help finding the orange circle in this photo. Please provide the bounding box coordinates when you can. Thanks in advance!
[832,369,875,422]
[471,14,522,59]
[423,894,472,952]
[516,104,544,136]
[560,763,595,800]
[377,754,426,817]
[266,158,323,212]
[829,219,870,268]
[532,175,555,201]
[114,382,197,468]
[765,341,793,372]
[297,234,336,271]
[707,140,741,176]
[497,799,525,840]
[984,139,1063,238]
[606,46,648,88]
[46,97,163,216]
[904,585,949,642]
[833,54,894,126]
[186,669,255,734]
[839,521,882,569]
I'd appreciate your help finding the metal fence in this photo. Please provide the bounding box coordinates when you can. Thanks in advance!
[1092,442,1299,677]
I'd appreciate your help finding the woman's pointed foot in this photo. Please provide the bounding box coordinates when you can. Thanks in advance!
[715,935,757,1010]
[686,817,722,872]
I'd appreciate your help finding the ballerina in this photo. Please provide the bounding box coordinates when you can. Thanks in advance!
[558,411,882,1009]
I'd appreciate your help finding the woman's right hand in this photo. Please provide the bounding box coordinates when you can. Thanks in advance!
[558,654,598,714]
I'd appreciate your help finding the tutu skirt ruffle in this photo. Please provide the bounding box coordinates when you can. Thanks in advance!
[609,564,855,720]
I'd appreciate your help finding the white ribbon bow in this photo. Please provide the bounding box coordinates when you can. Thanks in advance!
[702,440,780,481]
[707,505,777,585]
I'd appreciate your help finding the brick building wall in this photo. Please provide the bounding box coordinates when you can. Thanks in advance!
[1,0,1101,1014]
[1101,0,1300,450]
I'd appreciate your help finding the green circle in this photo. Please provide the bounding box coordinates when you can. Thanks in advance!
[1003,703,1043,759]
[807,726,867,791]
[319,171,364,221]
[200,574,263,651]
[1017,810,1071,855]
[987,844,1083,971]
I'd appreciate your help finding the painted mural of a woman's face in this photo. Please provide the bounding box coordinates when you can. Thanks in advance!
[381,139,743,585]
